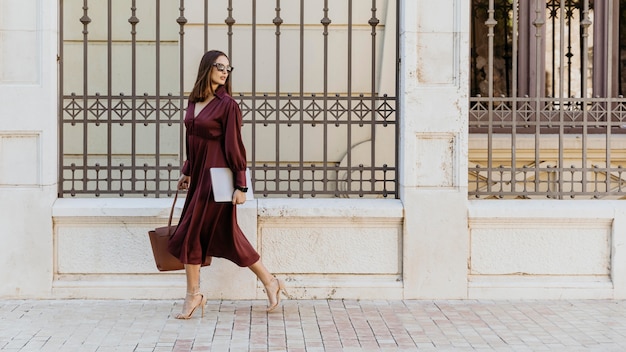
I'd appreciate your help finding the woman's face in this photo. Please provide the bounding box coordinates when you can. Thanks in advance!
[210,55,231,88]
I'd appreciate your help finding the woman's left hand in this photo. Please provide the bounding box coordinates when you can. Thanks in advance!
[232,189,246,205]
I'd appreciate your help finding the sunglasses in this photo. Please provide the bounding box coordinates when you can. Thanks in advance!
[212,62,234,73]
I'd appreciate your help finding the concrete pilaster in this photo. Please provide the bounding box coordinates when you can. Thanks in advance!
[0,0,58,297]
[399,0,470,298]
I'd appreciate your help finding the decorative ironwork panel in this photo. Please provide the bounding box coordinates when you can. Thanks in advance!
[469,0,626,199]
[59,0,398,198]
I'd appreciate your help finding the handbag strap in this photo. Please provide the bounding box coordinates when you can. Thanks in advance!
[167,190,179,232]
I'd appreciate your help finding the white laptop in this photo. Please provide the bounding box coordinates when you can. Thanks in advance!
[210,168,254,202]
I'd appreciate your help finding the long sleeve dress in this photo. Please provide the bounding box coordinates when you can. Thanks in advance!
[168,86,260,267]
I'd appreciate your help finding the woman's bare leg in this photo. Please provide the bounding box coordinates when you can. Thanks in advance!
[249,259,286,312]
[248,260,274,286]
[184,263,201,292]
[175,264,204,319]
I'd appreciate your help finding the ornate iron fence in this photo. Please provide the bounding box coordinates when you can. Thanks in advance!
[469,0,626,199]
[59,0,398,198]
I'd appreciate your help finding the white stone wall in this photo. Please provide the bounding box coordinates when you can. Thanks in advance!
[51,198,403,300]
[0,0,57,298]
[5,0,626,301]
[48,198,626,300]
[469,201,626,299]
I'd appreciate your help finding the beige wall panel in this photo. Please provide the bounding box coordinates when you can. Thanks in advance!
[0,133,40,186]
[56,223,157,274]
[260,221,401,274]
[415,133,456,187]
[470,221,611,275]
[415,33,455,85]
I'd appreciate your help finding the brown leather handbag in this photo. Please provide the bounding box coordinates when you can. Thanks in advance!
[148,190,211,271]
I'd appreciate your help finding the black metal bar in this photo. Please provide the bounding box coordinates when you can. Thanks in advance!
[204,0,208,53]
[251,0,257,190]
[394,0,400,199]
[273,1,282,192]
[369,0,379,195]
[130,0,138,194]
[581,0,590,192]
[58,0,64,197]
[80,0,90,194]
[107,0,113,195]
[322,1,330,193]
[154,0,161,197]
[299,0,305,198]
[534,0,543,195]
[226,0,234,58]
[486,0,495,194]
[566,0,573,97]
[178,0,187,198]
[510,1,518,196]
[550,0,556,97]
[347,0,353,194]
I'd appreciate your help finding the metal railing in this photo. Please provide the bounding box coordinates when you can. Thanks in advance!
[59,0,398,198]
[469,0,626,199]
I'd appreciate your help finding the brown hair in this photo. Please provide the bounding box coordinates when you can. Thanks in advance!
[189,50,232,103]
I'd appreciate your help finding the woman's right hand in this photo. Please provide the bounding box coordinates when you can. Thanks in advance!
[178,174,191,190]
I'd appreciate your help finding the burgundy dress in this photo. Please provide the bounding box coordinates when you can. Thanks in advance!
[168,86,260,267]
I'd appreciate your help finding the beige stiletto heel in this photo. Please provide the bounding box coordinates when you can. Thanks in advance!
[175,292,207,319]
[265,276,287,312]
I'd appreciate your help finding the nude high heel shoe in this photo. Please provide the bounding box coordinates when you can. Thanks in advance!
[264,276,287,312]
[175,292,207,319]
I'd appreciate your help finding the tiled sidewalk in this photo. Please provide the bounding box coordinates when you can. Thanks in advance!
[1,299,626,351]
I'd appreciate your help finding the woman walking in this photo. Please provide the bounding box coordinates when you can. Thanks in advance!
[168,50,285,319]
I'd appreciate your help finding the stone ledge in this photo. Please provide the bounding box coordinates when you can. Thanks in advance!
[52,197,257,218]
[258,198,403,218]
[469,199,626,219]
[52,197,404,219]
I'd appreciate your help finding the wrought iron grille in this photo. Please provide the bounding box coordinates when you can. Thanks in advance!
[59,0,398,198]
[469,0,626,199]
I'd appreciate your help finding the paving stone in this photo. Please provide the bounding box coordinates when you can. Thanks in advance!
[0,299,625,351]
